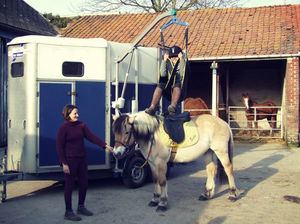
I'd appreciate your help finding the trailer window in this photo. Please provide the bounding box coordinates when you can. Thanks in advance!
[62,62,84,77]
[11,62,24,77]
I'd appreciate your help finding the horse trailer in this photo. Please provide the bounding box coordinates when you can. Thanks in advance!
[1,35,160,201]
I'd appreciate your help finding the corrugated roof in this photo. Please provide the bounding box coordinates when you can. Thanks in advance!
[0,0,57,36]
[61,5,300,58]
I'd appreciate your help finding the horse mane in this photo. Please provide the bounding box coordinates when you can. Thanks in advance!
[248,98,254,107]
[131,111,160,142]
[112,111,160,143]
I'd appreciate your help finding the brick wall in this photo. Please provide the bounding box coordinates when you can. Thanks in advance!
[285,57,299,144]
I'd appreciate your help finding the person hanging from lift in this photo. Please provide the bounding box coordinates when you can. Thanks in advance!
[145,45,188,116]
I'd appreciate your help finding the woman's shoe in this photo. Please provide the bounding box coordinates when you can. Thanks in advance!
[77,207,93,216]
[64,210,82,221]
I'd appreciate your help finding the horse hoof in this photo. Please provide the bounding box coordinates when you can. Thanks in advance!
[228,196,237,202]
[148,201,159,207]
[156,206,167,212]
[198,195,209,201]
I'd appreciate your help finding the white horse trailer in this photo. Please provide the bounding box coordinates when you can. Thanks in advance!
[1,35,159,201]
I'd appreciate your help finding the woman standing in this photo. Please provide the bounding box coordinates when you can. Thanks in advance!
[56,104,113,221]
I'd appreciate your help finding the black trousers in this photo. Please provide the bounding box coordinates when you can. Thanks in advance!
[64,157,88,211]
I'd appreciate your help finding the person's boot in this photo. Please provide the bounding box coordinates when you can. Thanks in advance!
[168,87,181,115]
[145,87,163,116]
[77,205,93,216]
[64,210,82,221]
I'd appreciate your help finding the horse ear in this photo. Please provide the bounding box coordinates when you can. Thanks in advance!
[112,114,118,121]
[128,116,136,124]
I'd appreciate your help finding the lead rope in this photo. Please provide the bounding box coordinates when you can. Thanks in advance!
[140,135,154,168]
[169,141,178,162]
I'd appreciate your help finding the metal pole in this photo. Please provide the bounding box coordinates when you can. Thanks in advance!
[115,62,120,116]
[133,49,139,113]
[210,61,218,116]
[113,11,176,113]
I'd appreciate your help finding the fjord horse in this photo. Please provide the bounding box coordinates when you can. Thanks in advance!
[112,112,238,212]
[242,93,278,135]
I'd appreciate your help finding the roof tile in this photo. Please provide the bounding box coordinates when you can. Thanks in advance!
[61,5,300,58]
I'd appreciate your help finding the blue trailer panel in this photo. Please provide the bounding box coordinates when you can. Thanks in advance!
[39,83,71,167]
[76,81,106,166]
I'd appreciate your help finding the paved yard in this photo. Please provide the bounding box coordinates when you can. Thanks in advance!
[0,142,300,224]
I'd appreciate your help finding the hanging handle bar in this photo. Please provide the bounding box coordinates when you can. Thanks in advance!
[160,17,188,31]
[120,49,135,99]
[160,16,189,57]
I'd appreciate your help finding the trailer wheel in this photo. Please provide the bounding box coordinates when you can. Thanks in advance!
[122,156,148,188]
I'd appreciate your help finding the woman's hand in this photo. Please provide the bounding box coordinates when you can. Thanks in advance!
[62,163,70,174]
[106,145,114,153]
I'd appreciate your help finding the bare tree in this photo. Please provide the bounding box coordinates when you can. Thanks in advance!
[75,0,242,14]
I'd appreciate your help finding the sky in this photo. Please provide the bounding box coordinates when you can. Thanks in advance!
[24,0,300,17]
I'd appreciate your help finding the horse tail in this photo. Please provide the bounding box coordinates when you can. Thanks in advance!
[217,127,234,184]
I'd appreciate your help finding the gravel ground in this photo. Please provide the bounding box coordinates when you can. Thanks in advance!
[0,142,300,224]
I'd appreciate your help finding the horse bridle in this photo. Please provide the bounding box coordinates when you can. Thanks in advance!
[114,122,136,156]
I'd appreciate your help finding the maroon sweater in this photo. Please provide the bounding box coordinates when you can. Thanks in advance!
[56,121,107,165]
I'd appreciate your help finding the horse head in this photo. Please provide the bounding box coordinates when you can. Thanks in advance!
[112,111,159,159]
[112,114,136,159]
[242,93,250,109]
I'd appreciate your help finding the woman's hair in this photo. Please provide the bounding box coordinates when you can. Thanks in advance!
[62,104,78,121]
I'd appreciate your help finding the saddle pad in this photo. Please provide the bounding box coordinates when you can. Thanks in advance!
[159,120,199,148]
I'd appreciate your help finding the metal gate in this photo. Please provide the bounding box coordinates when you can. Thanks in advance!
[228,106,282,139]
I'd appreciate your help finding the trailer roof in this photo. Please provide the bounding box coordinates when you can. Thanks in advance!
[8,35,108,47]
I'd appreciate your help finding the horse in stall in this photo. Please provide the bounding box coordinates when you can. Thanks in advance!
[184,97,210,116]
[241,93,278,135]
[112,111,239,212]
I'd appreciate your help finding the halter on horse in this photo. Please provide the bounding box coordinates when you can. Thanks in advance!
[112,111,239,212]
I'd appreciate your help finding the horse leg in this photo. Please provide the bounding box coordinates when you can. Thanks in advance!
[148,179,161,207]
[269,115,276,136]
[148,161,168,212]
[267,116,273,136]
[199,150,216,200]
[254,121,259,137]
[214,151,239,201]
[156,161,168,212]
[148,167,161,207]
[247,120,252,135]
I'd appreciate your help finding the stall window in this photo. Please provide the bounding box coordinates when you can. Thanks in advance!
[62,62,84,77]
[11,62,24,77]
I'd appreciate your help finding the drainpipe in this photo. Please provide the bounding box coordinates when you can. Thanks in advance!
[211,61,218,116]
